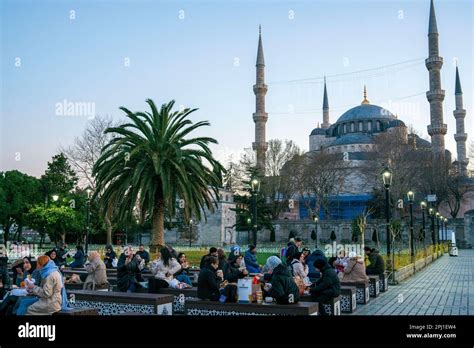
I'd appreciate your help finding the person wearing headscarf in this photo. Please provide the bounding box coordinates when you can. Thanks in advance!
[68,245,85,268]
[262,256,299,304]
[83,251,109,290]
[18,255,70,315]
[341,252,369,283]
[13,257,41,287]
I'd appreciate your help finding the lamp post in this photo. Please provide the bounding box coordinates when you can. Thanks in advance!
[85,188,92,254]
[444,217,448,244]
[52,194,59,203]
[382,168,392,257]
[435,212,440,247]
[246,217,252,244]
[189,219,193,247]
[313,216,319,249]
[429,208,435,247]
[420,201,427,248]
[250,178,260,246]
[407,191,415,260]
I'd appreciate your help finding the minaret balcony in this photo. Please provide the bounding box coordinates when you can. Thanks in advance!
[253,83,268,94]
[454,133,467,142]
[252,142,268,151]
[453,109,466,118]
[427,123,447,136]
[425,56,443,69]
[426,89,445,102]
[253,112,268,122]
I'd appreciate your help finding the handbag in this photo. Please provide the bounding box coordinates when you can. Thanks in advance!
[293,275,306,296]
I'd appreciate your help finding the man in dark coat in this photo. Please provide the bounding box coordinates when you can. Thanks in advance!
[364,247,385,275]
[223,254,248,283]
[197,256,224,301]
[199,247,218,269]
[285,237,302,266]
[136,244,150,265]
[306,248,327,279]
[310,258,341,308]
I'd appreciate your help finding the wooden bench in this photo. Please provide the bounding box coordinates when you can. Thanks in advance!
[300,293,342,316]
[54,308,98,315]
[185,299,318,316]
[67,290,174,315]
[340,281,370,304]
[368,275,380,297]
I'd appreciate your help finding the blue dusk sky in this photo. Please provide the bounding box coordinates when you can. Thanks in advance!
[1,0,473,177]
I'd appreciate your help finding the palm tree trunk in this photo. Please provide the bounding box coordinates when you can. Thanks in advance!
[105,208,113,246]
[150,186,165,253]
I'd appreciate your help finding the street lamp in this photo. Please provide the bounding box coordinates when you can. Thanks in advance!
[246,217,252,244]
[429,208,435,246]
[313,216,319,249]
[382,167,392,257]
[420,201,427,248]
[444,217,448,243]
[52,194,59,202]
[188,219,193,247]
[85,188,92,254]
[407,191,415,260]
[435,212,440,246]
[250,178,260,246]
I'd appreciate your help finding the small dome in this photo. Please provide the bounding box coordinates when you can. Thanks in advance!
[310,128,327,136]
[388,119,406,128]
[332,133,373,146]
[336,104,396,123]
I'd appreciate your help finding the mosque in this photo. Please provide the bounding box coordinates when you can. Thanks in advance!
[251,0,471,221]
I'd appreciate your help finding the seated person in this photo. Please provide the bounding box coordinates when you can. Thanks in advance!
[334,250,349,273]
[135,244,150,266]
[310,258,341,312]
[341,252,369,283]
[83,251,109,290]
[45,249,65,269]
[20,255,69,315]
[0,255,11,299]
[217,248,227,270]
[13,257,38,287]
[290,252,311,286]
[197,256,237,302]
[223,253,248,283]
[244,245,261,274]
[68,245,85,268]
[199,247,218,269]
[262,256,299,304]
[117,246,144,293]
[174,253,193,286]
[149,247,182,290]
[306,249,327,279]
[104,245,117,269]
[364,247,385,276]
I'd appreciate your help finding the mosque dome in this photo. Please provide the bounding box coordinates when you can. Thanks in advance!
[310,128,327,136]
[336,104,396,123]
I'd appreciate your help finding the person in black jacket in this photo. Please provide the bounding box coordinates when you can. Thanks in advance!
[104,245,117,269]
[223,253,248,283]
[285,237,302,266]
[0,256,11,299]
[197,256,229,302]
[199,247,218,269]
[310,258,341,311]
[364,247,385,275]
[117,246,143,293]
[263,256,299,304]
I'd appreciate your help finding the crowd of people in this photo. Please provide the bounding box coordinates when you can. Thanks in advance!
[0,238,385,316]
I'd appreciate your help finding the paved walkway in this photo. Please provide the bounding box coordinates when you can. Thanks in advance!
[352,249,474,315]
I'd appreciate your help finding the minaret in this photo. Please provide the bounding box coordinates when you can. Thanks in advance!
[321,77,330,129]
[252,26,268,175]
[426,0,447,155]
[453,65,469,176]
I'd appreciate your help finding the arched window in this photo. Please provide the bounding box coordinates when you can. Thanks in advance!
[376,121,381,131]
[350,123,355,132]
[359,121,363,131]
[343,124,347,133]
[367,121,372,131]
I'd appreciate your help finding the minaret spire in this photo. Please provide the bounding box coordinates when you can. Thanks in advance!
[453,65,469,176]
[426,0,447,155]
[361,85,370,104]
[321,76,330,129]
[253,25,268,175]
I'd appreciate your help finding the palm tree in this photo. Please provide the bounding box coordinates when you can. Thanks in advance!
[93,99,224,252]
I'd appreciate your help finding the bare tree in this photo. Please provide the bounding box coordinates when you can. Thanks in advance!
[60,115,117,245]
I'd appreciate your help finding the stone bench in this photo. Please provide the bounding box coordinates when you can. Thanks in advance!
[151,286,198,314]
[53,307,99,315]
[300,294,341,316]
[67,290,174,315]
[340,281,370,304]
[378,273,389,292]
[185,299,318,316]
[340,286,357,313]
[368,275,380,297]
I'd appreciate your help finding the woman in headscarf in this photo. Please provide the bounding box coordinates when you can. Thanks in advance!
[68,245,85,268]
[83,251,109,290]
[17,255,69,315]
[13,257,41,287]
[104,245,117,269]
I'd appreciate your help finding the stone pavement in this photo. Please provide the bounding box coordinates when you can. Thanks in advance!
[352,249,474,315]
